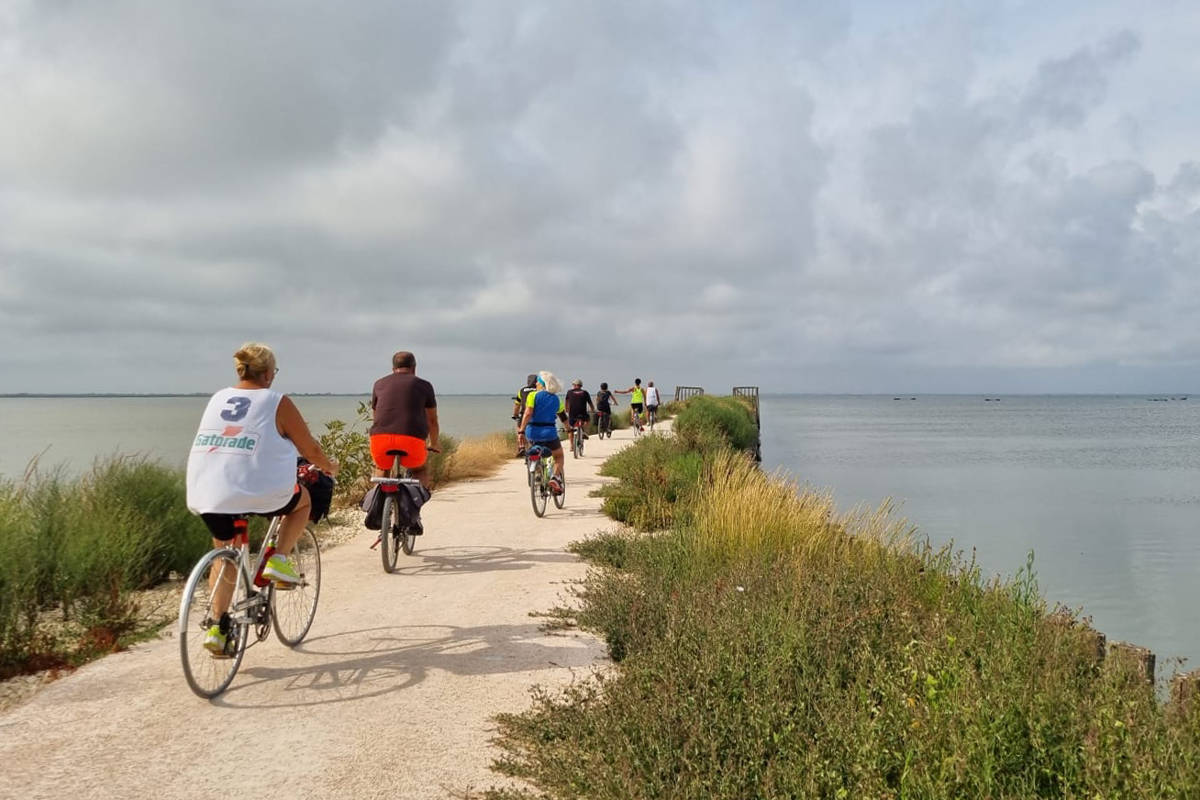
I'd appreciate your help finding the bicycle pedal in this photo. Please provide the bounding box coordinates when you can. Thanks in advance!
[273,581,299,591]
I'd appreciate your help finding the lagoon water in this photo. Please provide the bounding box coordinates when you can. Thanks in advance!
[3,393,1198,667]
[760,394,1200,669]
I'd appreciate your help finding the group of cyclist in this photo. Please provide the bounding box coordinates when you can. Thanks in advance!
[512,373,660,495]
[184,343,661,652]
[185,344,439,655]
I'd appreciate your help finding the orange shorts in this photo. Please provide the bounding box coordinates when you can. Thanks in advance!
[370,434,428,471]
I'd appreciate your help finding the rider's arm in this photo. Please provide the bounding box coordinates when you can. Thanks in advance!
[518,405,533,432]
[426,406,440,451]
[276,395,339,476]
[556,396,568,425]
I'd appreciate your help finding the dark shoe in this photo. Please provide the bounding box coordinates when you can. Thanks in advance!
[515,448,526,458]
[549,477,564,495]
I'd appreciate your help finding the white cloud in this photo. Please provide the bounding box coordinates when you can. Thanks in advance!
[0,0,1196,394]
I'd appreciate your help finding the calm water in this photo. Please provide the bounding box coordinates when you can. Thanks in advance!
[760,395,1200,668]
[3,393,1198,667]
[0,395,515,478]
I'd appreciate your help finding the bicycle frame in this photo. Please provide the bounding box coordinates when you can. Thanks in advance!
[217,517,283,642]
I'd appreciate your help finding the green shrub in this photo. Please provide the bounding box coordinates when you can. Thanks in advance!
[671,395,759,453]
[318,400,374,506]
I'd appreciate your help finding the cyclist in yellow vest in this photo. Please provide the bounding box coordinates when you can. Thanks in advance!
[615,378,646,433]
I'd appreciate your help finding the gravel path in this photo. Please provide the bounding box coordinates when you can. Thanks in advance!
[0,428,641,799]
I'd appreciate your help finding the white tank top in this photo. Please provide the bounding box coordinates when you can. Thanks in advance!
[645,386,660,405]
[186,387,298,514]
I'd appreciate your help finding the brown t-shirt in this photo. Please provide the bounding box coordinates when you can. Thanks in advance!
[370,372,437,439]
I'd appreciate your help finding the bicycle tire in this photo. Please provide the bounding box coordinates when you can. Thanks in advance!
[179,549,249,699]
[531,465,547,517]
[400,509,417,556]
[271,523,322,646]
[380,495,399,573]
[553,472,566,509]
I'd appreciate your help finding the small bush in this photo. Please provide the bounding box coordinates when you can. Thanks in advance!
[671,395,759,453]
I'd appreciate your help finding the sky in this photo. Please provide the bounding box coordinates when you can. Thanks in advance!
[1,0,1198,395]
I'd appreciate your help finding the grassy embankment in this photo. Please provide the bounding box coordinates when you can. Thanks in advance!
[488,395,1200,799]
[0,403,512,680]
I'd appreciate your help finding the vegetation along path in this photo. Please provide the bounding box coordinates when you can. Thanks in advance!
[0,427,645,799]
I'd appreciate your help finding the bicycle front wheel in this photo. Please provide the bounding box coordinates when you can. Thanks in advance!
[179,549,249,699]
[271,523,322,646]
[531,466,547,517]
[380,495,399,573]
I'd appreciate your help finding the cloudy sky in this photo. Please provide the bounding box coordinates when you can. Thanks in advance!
[1,0,1197,395]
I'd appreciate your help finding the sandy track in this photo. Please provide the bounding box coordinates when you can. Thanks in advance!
[0,428,641,799]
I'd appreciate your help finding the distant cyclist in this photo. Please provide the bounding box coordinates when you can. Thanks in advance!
[518,371,569,494]
[645,381,662,424]
[186,342,339,654]
[594,382,617,431]
[512,373,538,457]
[564,379,595,440]
[615,378,646,432]
[370,350,439,490]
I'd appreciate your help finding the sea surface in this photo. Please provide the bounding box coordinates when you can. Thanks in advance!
[759,394,1200,669]
[3,393,1198,668]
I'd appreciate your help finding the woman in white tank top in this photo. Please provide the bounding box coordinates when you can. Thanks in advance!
[185,343,339,643]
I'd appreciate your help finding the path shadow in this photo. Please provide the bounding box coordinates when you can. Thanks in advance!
[215,622,603,710]
[392,545,578,576]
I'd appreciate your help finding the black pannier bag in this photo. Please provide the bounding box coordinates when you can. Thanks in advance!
[362,483,430,532]
[298,458,335,522]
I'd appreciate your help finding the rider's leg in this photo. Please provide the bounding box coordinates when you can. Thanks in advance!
[208,537,238,619]
[275,486,312,557]
[552,447,565,481]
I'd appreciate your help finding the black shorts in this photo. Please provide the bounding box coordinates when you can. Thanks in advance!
[201,486,305,541]
[570,414,590,427]
[647,404,659,413]
[528,436,563,453]
[631,403,645,413]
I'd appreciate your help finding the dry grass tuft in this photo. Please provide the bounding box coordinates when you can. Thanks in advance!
[434,432,512,486]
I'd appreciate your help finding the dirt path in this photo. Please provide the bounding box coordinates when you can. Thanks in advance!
[0,428,642,799]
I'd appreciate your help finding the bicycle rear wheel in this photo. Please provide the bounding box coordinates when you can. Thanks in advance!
[531,465,547,517]
[400,512,417,556]
[553,473,566,509]
[380,495,399,573]
[271,523,322,646]
[179,549,249,699]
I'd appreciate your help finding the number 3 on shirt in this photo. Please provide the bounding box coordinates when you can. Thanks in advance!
[221,396,252,422]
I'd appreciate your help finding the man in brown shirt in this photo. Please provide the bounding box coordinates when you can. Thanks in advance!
[370,351,439,488]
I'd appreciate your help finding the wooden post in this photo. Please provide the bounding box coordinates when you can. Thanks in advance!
[1108,641,1156,684]
[1170,669,1200,716]
[673,386,704,403]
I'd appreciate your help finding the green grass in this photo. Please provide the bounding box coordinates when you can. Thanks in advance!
[0,457,212,678]
[487,397,1200,799]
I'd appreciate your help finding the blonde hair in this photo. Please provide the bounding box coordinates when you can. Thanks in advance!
[537,370,563,394]
[233,342,275,382]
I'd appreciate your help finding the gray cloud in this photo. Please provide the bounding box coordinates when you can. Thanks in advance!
[0,1,1197,395]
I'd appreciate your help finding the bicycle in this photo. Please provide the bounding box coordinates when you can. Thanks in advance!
[632,408,644,436]
[595,409,613,439]
[527,443,566,517]
[371,447,427,572]
[647,406,658,431]
[571,420,585,459]
[179,512,322,699]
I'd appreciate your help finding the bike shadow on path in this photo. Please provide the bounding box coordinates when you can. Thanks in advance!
[390,545,579,576]
[215,621,604,710]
